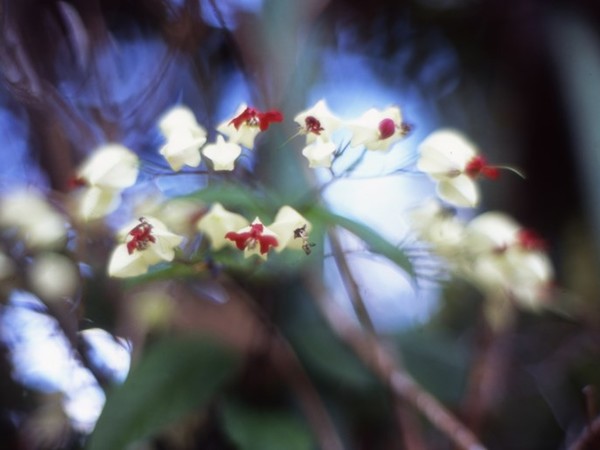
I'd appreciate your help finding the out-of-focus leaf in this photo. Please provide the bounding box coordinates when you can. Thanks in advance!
[286,321,376,389]
[220,401,314,450]
[187,184,277,216]
[393,329,469,404]
[307,206,414,277]
[87,336,240,450]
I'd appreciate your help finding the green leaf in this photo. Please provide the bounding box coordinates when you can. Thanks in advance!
[307,206,414,277]
[87,336,240,450]
[220,401,314,450]
[286,321,376,389]
[187,183,276,216]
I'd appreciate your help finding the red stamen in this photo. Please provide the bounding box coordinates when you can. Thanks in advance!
[258,110,283,131]
[225,222,278,255]
[378,118,396,140]
[68,176,88,190]
[517,229,546,251]
[229,107,283,131]
[304,116,324,135]
[126,218,156,255]
[465,156,499,180]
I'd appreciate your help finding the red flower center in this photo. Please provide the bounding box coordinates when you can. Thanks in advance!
[68,176,88,190]
[517,229,546,251]
[305,116,324,135]
[378,118,396,140]
[225,222,279,255]
[229,107,284,131]
[465,156,499,180]
[126,218,156,254]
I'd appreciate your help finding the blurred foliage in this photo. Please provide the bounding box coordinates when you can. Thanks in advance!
[1,1,600,450]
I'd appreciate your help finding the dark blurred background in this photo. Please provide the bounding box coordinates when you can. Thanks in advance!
[2,0,600,449]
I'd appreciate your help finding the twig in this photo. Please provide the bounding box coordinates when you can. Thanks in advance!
[313,289,488,450]
[569,416,600,450]
[327,228,375,333]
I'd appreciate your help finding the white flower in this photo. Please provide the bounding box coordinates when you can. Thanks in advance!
[197,203,249,250]
[28,253,79,302]
[225,217,279,259]
[348,106,407,151]
[108,217,183,278]
[75,144,139,220]
[77,144,139,190]
[158,106,207,171]
[417,129,498,208]
[463,212,553,309]
[202,136,243,171]
[408,199,465,259]
[0,189,66,249]
[268,206,312,252]
[216,103,283,149]
[294,99,343,144]
[301,138,337,168]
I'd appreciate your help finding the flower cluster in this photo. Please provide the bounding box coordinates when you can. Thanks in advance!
[106,204,311,277]
[407,127,555,314]
[293,100,410,168]
[157,104,283,173]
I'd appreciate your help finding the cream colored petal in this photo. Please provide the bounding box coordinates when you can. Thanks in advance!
[202,136,242,171]
[108,244,150,278]
[78,144,139,189]
[197,203,249,250]
[436,175,479,208]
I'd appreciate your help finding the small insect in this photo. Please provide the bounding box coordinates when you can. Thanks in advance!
[126,217,156,254]
[293,224,316,255]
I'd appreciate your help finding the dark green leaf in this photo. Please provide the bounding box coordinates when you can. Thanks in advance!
[220,401,314,450]
[87,336,240,450]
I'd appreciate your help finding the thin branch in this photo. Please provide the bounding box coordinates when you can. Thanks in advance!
[327,228,375,333]
[312,289,488,450]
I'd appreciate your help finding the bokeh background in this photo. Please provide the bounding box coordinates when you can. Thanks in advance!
[1,0,600,449]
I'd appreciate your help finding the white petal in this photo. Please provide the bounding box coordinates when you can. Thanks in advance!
[79,186,120,220]
[269,206,311,252]
[78,144,139,189]
[436,175,479,208]
[202,136,242,171]
[158,106,204,137]
[108,244,151,278]
[417,129,477,177]
[301,138,336,168]
[159,130,205,171]
[197,203,249,250]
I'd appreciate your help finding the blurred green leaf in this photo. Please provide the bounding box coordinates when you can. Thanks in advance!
[187,183,276,216]
[307,206,414,277]
[393,329,469,404]
[287,322,376,389]
[220,401,314,450]
[87,336,240,450]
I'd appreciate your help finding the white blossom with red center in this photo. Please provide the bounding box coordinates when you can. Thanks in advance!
[201,135,243,171]
[225,217,279,259]
[417,129,500,208]
[217,103,283,150]
[462,212,553,310]
[197,203,249,250]
[268,206,312,252]
[348,106,408,151]
[294,99,343,144]
[158,106,207,172]
[72,144,139,220]
[108,217,183,278]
